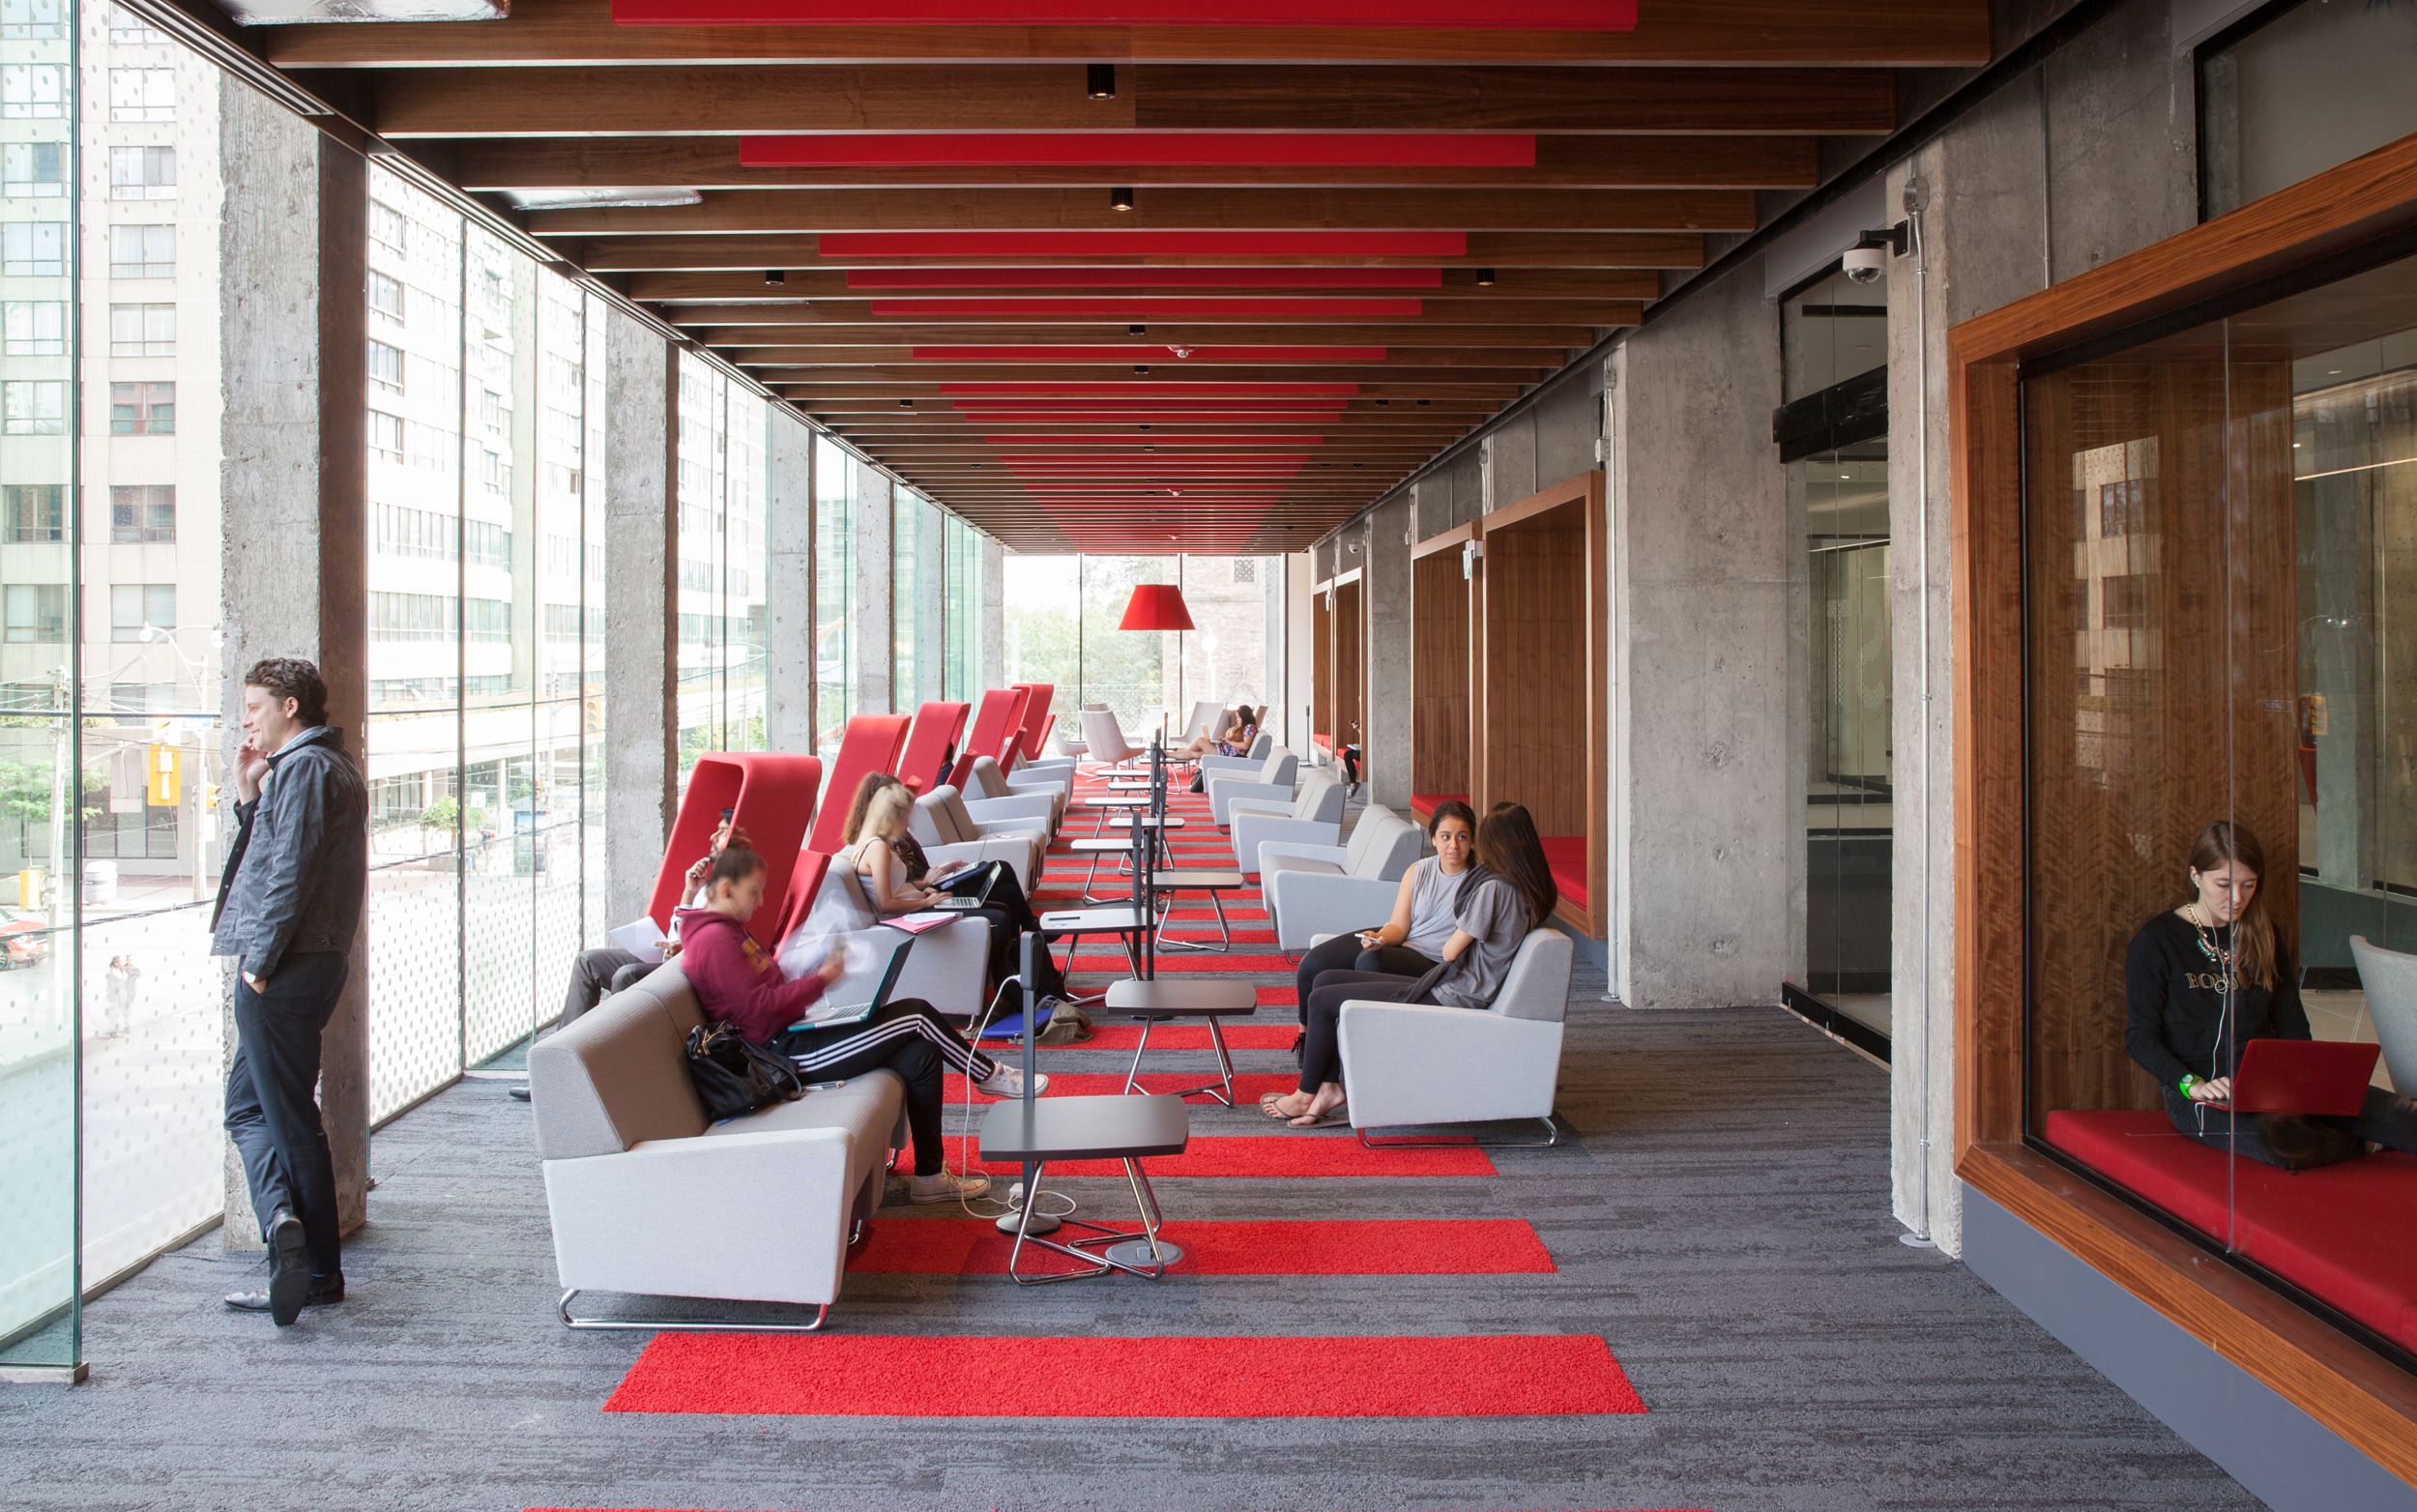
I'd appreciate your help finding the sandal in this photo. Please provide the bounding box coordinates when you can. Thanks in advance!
[1260,1091,1310,1121]
[1289,1102,1349,1129]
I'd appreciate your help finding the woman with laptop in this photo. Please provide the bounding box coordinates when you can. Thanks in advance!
[679,845,1038,1205]
[2125,819,2417,1169]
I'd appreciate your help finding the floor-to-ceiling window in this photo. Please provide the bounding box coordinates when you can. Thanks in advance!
[673,353,771,771]
[1781,267,1892,1050]
[811,432,852,753]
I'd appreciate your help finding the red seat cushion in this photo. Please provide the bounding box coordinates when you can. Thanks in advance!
[1411,792,1468,819]
[1539,834,1587,912]
[2044,1109,2417,1354]
[1312,732,1332,753]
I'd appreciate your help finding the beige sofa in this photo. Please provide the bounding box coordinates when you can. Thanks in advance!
[529,961,906,1331]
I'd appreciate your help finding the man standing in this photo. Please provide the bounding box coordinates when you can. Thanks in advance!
[211,658,366,1325]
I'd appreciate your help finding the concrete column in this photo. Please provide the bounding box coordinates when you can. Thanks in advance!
[601,311,678,929]
[1364,493,1413,809]
[851,459,893,713]
[1606,263,1793,1010]
[764,411,815,753]
[976,536,1005,692]
[217,91,368,1251]
[1533,375,1606,491]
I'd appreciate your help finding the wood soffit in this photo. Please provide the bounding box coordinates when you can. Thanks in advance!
[206,0,1991,552]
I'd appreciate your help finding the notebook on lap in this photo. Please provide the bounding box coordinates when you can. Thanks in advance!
[788,933,917,1032]
[2211,1038,2379,1117]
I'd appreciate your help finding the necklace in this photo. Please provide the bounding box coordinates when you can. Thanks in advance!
[2188,905,2234,976]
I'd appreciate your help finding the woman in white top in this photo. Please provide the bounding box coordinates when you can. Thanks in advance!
[1288,800,1477,1025]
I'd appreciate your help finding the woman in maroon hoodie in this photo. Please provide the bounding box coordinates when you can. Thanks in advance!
[677,846,1036,1205]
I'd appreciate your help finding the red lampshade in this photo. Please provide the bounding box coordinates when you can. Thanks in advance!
[1119,584,1195,632]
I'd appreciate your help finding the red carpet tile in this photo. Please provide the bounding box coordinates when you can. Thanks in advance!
[976,1134,1495,1178]
[1049,1022,1297,1051]
[605,1333,1642,1418]
[1070,952,1298,973]
[948,1071,1294,1103]
[1151,927,1280,945]
[850,1217,1556,1276]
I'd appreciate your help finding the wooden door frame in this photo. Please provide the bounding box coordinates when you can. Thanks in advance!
[1412,523,1483,816]
[1949,131,2417,1482]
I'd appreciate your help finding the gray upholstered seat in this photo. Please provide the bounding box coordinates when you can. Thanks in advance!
[1337,927,1575,1135]
[2346,935,2417,1095]
[1263,806,1421,949]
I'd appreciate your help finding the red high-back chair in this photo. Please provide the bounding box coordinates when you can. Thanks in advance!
[772,850,834,945]
[948,687,1027,791]
[646,752,822,948]
[898,700,970,795]
[1005,682,1054,764]
[803,713,913,855]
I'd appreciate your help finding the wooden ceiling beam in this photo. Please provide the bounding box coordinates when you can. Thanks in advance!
[258,0,1993,68]
[451,135,1820,192]
[628,268,1659,302]
[759,364,1549,386]
[654,298,1641,325]
[373,65,1895,138]
[775,383,1520,399]
[525,189,1754,236]
[724,346,1571,367]
[682,322,1602,347]
[595,232,1705,272]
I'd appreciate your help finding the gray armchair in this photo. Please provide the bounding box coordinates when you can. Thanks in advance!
[1226,770,1343,869]
[2346,935,2417,1095]
[1207,747,1304,826]
[1263,806,1421,949]
[911,783,1046,887]
[1338,927,1575,1143]
[968,754,1065,827]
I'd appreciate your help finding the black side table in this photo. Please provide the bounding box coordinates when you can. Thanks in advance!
[977,1093,1191,1282]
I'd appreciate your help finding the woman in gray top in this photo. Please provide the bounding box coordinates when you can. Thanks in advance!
[1264,802,1558,1129]
[1288,800,1477,1029]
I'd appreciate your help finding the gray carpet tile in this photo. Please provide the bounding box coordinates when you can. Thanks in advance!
[0,953,2262,1512]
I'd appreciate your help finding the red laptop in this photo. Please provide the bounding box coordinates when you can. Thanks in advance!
[2209,1038,2381,1117]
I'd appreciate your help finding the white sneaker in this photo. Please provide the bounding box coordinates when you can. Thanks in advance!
[910,1168,991,1205]
[977,1064,1048,1098]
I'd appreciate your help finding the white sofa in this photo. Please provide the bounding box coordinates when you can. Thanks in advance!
[1227,771,1345,868]
[1207,747,1305,827]
[909,784,1045,889]
[529,961,907,1331]
[969,753,1065,827]
[798,862,995,1018]
[1337,927,1574,1142]
[1262,806,1421,949]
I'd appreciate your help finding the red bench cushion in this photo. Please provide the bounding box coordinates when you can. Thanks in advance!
[2044,1108,2417,1354]
[1410,792,1468,820]
[1540,834,1587,912]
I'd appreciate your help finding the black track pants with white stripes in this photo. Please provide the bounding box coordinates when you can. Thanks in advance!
[772,999,997,1176]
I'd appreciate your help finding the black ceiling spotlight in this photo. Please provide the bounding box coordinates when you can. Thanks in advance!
[1416,398,1430,406]
[898,398,914,409]
[1128,323,1146,336]
[1138,422,1152,430]
[1087,63,1117,100]
[1473,267,1496,286]
[1376,398,1389,406]
[1110,186,1135,213]
[1134,363,1150,374]
[764,268,786,287]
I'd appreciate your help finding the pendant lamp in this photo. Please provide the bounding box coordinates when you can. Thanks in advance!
[1118,583,1194,631]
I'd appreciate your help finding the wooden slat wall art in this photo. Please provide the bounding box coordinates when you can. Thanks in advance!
[1412,541,1473,800]
[1334,576,1366,764]
[202,0,1995,552]
[1310,583,1334,745]
[1951,132,2417,1480]
[1476,471,1606,934]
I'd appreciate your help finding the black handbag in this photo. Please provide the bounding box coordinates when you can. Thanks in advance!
[684,1020,807,1121]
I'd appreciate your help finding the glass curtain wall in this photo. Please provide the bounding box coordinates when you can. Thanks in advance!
[672,353,769,772]
[362,171,611,1112]
[1783,267,1893,1044]
[942,514,975,698]
[812,433,851,753]
[1002,554,1283,743]
[2021,247,2417,1368]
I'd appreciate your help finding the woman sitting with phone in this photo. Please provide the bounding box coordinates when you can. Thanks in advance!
[2126,819,2416,1169]
[1288,800,1478,1033]
[843,774,1072,1018]
[678,845,1034,1204]
[1263,801,1557,1129]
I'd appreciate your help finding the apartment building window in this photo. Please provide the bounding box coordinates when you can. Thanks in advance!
[480,449,509,494]
[109,145,176,200]
[1,63,64,118]
[3,301,65,356]
[3,379,66,434]
[4,484,64,544]
[368,410,404,460]
[366,338,403,392]
[367,270,404,320]
[2102,573,2148,630]
[110,584,175,643]
[408,421,448,472]
[109,484,174,543]
[108,303,175,359]
[368,199,407,252]
[464,518,510,569]
[108,223,173,278]
[3,220,64,276]
[2099,479,2150,538]
[4,584,65,643]
[3,142,66,197]
[2,0,65,40]
[108,68,174,123]
[479,389,503,433]
[109,381,174,435]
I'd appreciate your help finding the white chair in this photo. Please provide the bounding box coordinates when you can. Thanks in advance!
[1337,927,1574,1145]
[1262,806,1421,948]
[909,786,1042,890]
[799,860,995,1019]
[1207,747,1304,827]
[1228,772,1346,874]
[968,754,1065,828]
[1180,700,1227,743]
[1079,708,1146,773]
[1194,731,1274,778]
[2346,935,2417,1094]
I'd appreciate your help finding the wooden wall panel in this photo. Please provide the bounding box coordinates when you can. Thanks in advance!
[1335,578,1365,756]
[1310,587,1333,744]
[1412,548,1472,799]
[1480,502,1588,837]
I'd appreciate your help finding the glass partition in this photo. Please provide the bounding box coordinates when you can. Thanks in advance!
[2021,246,2417,1369]
[812,433,852,753]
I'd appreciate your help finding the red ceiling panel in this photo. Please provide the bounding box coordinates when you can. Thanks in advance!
[984,434,1325,445]
[618,2,1637,28]
[943,382,1357,395]
[743,133,1535,169]
[911,346,1384,363]
[819,232,1469,258]
[872,299,1422,319]
[848,268,1442,290]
